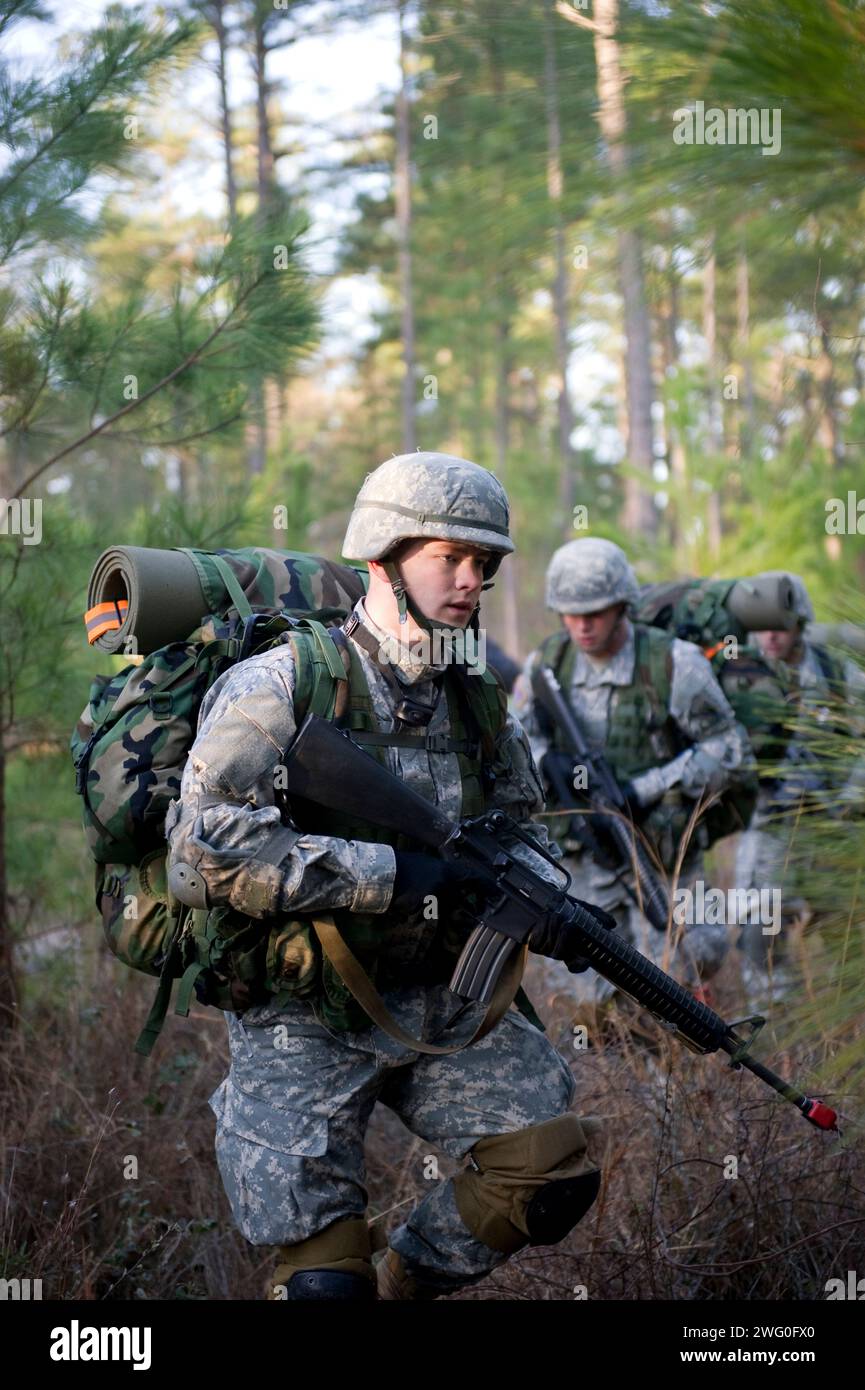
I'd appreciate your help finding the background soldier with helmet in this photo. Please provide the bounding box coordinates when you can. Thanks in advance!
[514,537,755,1026]
[165,453,610,1301]
[734,572,865,1006]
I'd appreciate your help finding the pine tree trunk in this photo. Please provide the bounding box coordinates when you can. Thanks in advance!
[592,0,656,539]
[495,318,520,656]
[735,244,755,451]
[246,6,276,477]
[213,0,238,220]
[0,737,18,1037]
[542,0,575,531]
[484,6,520,654]
[703,240,723,559]
[659,252,689,567]
[396,1,417,453]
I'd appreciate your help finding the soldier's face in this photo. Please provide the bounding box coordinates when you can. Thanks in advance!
[396,539,489,627]
[562,604,625,656]
[755,628,799,661]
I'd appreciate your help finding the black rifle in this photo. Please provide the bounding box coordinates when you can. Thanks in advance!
[530,663,671,933]
[278,713,837,1132]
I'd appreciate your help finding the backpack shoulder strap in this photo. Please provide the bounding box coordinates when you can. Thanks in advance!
[285,619,349,725]
[633,623,674,721]
[452,660,508,763]
[809,642,843,691]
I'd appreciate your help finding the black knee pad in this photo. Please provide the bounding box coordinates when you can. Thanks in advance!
[453,1113,604,1255]
[525,1169,601,1245]
[284,1269,377,1301]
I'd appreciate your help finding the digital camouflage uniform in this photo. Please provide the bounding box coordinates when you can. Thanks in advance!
[514,539,754,1012]
[734,575,865,1000]
[166,454,603,1300]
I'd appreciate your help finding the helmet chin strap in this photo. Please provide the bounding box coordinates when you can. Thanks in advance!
[382,559,491,637]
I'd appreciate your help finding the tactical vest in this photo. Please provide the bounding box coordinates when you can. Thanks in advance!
[531,622,756,856]
[282,622,508,1031]
[535,624,681,782]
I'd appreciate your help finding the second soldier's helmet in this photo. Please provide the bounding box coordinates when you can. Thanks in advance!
[341,452,514,576]
[546,537,639,614]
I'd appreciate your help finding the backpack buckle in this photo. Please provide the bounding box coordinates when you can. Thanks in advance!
[150,692,173,720]
[424,731,452,753]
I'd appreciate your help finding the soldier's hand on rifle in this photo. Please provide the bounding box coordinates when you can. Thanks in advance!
[620,773,664,813]
[391,852,490,918]
[528,897,617,975]
[540,749,578,792]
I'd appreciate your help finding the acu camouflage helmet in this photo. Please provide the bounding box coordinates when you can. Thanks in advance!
[546,538,639,615]
[342,452,514,577]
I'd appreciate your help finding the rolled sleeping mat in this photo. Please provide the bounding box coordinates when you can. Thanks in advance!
[85,545,369,654]
[726,572,796,633]
[85,546,208,654]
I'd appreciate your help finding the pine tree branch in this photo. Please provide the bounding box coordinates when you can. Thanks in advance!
[0,291,68,439]
[92,411,245,449]
[11,271,267,499]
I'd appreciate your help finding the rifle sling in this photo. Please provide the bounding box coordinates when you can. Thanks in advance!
[311,916,526,1054]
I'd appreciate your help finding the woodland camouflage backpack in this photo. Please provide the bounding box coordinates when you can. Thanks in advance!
[635,578,793,764]
[70,547,506,1054]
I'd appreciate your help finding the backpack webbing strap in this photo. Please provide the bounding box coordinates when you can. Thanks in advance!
[312,915,526,1054]
[134,909,190,1056]
[206,553,255,622]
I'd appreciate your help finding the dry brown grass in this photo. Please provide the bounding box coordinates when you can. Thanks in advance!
[2,947,862,1301]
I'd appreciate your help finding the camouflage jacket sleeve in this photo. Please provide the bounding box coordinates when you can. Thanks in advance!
[165,645,395,919]
[630,639,754,806]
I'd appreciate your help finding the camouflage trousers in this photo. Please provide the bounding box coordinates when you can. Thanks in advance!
[532,850,729,1010]
[734,822,802,970]
[209,981,577,1293]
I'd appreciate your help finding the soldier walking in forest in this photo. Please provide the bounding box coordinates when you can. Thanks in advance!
[734,573,865,1006]
[165,453,611,1301]
[515,537,755,1031]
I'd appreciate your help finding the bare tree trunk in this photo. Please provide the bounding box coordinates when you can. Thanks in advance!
[542,0,575,532]
[702,239,723,559]
[253,14,275,210]
[0,737,18,1037]
[815,323,843,468]
[212,0,237,219]
[484,6,520,653]
[735,244,755,451]
[246,5,276,477]
[395,1,417,453]
[659,254,689,567]
[495,318,520,656]
[592,0,656,539]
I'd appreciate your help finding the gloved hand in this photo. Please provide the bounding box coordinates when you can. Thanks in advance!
[620,775,663,814]
[528,897,617,975]
[390,852,491,918]
[540,750,578,795]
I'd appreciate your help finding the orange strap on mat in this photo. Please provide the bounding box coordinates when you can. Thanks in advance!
[85,599,129,644]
